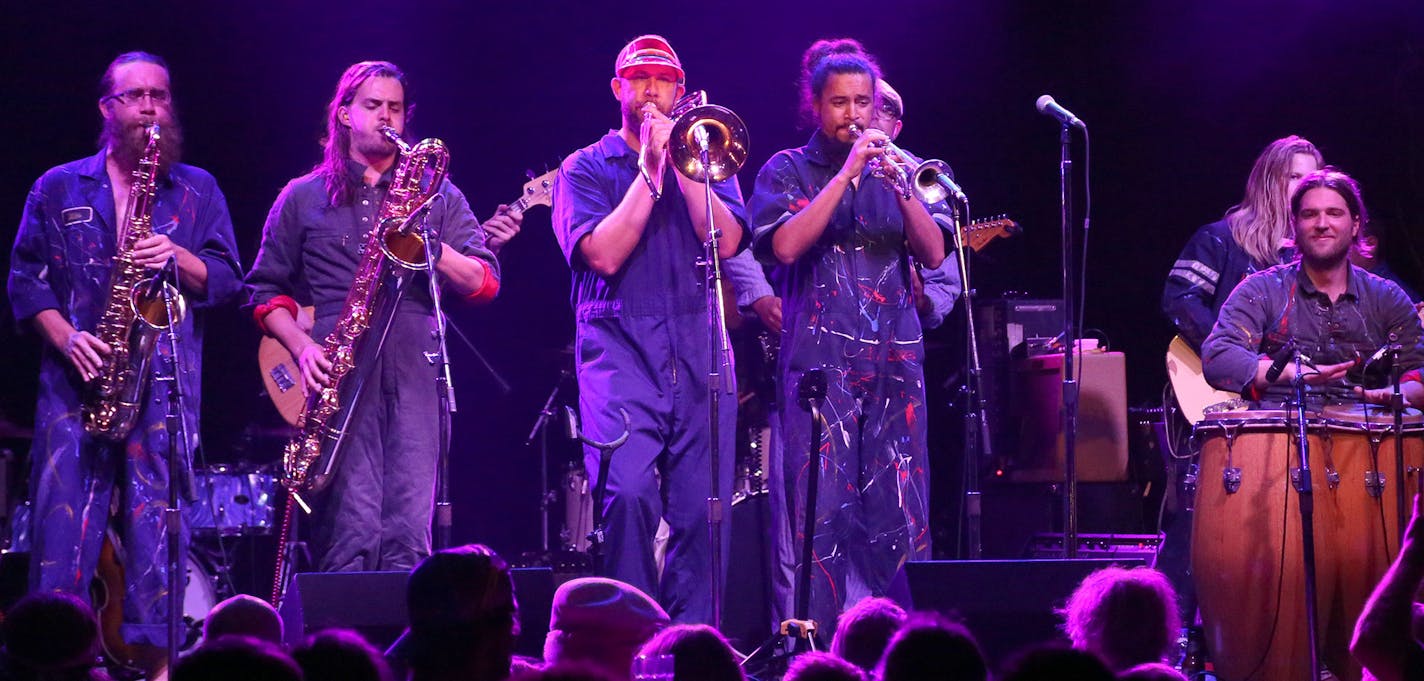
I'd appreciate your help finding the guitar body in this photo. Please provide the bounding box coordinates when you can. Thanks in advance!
[1166,335,1240,424]
[258,306,314,427]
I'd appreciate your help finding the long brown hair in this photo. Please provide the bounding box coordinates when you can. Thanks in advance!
[314,61,413,206]
[1225,135,1322,266]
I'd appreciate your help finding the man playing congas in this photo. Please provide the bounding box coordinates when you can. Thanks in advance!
[1198,168,1424,680]
[1203,168,1423,408]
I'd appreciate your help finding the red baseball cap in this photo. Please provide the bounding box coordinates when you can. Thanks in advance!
[615,34,684,82]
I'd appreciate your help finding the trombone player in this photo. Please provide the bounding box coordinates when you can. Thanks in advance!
[551,34,747,624]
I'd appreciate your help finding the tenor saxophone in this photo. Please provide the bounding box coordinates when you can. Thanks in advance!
[281,126,449,495]
[82,124,187,440]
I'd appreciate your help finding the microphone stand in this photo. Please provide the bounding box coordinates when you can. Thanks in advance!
[1388,336,1407,541]
[525,365,572,558]
[156,257,194,669]
[1288,349,1322,680]
[418,209,457,551]
[1055,121,1081,556]
[943,203,992,559]
[695,129,734,631]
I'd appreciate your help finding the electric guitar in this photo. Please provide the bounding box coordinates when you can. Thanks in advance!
[958,215,1020,253]
[257,169,558,426]
[1165,335,1240,425]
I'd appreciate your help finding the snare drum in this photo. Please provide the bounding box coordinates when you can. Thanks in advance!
[1192,406,1424,681]
[190,465,277,536]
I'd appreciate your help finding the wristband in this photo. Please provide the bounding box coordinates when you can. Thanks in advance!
[253,295,299,336]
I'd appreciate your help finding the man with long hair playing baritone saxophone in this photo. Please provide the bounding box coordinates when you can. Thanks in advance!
[245,61,499,574]
[551,35,747,624]
[7,51,243,656]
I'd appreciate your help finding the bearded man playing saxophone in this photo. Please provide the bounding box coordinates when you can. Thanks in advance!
[8,51,242,657]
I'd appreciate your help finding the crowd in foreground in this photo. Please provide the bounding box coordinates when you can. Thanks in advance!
[5,491,1424,681]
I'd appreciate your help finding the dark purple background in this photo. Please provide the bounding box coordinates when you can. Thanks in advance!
[3,1,1422,559]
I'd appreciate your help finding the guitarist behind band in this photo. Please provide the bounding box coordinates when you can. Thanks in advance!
[245,61,499,574]
[1155,134,1321,632]
[1162,135,1322,354]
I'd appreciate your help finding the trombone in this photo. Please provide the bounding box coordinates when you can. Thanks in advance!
[848,123,966,205]
[641,90,750,199]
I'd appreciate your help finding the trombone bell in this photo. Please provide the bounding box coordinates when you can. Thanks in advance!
[669,104,749,183]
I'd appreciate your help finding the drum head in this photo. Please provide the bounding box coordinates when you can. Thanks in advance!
[1321,403,1424,426]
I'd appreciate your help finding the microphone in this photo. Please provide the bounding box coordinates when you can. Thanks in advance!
[394,193,445,235]
[1264,341,1296,383]
[147,255,178,298]
[797,368,828,411]
[1036,95,1086,129]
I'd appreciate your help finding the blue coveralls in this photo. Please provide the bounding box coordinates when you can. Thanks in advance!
[552,131,746,624]
[245,162,498,572]
[748,131,939,635]
[7,149,243,645]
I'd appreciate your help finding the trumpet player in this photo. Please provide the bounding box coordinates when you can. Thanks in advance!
[8,52,243,656]
[748,39,945,638]
[551,34,746,624]
[245,61,499,575]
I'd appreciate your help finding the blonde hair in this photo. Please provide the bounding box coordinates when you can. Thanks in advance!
[1225,135,1322,266]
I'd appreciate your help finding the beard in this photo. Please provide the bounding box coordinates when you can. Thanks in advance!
[352,128,398,161]
[622,97,670,133]
[103,114,183,173]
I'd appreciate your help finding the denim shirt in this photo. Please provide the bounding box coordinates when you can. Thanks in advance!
[245,160,498,342]
[8,149,243,420]
[1203,262,1424,403]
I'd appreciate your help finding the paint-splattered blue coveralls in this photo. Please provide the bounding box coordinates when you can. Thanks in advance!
[7,149,243,645]
[749,131,939,634]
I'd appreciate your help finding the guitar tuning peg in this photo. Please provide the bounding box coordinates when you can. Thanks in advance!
[525,169,537,180]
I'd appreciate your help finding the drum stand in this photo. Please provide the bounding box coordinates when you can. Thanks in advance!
[157,259,195,671]
[1287,351,1322,680]
[564,407,630,575]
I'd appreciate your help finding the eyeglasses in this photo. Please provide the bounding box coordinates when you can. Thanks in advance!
[104,88,171,106]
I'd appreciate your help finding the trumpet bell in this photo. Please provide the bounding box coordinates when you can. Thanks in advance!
[669,104,749,183]
[912,159,953,205]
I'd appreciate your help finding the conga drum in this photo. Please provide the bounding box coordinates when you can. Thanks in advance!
[1192,408,1303,681]
[1192,405,1424,681]
[1312,404,1424,680]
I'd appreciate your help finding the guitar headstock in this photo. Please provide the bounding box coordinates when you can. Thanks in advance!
[518,168,559,211]
[964,215,1021,252]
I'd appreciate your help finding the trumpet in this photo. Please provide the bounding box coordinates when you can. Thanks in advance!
[639,90,750,199]
[847,123,966,205]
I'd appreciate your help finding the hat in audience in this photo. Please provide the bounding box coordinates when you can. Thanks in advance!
[544,577,669,676]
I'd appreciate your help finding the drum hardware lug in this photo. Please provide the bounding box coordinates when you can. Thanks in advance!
[1325,467,1340,490]
[1365,471,1385,498]
[1291,467,1305,493]
[1222,467,1242,494]
[1221,424,1240,450]
[1182,463,1199,504]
